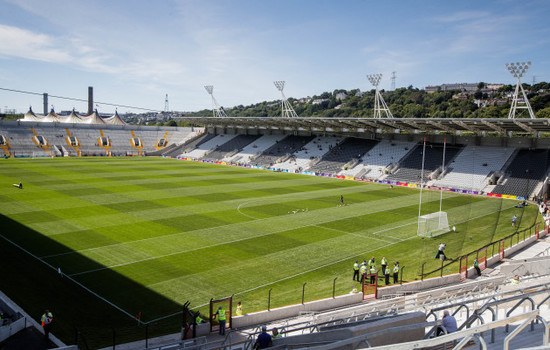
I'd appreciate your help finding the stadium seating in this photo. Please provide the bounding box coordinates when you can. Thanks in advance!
[2,120,549,199]
[222,134,287,163]
[250,135,316,168]
[433,145,515,192]
[307,137,379,175]
[385,143,464,184]
[492,149,550,198]
[276,136,344,172]
[338,139,417,179]
[201,134,261,161]
[0,120,197,157]
[181,134,238,159]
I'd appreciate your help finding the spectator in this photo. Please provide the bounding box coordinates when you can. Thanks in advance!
[254,325,272,349]
[437,310,457,336]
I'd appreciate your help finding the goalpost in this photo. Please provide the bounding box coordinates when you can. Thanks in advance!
[417,211,450,237]
[417,138,451,238]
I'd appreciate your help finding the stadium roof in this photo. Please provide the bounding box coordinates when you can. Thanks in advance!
[177,117,550,137]
[20,107,125,125]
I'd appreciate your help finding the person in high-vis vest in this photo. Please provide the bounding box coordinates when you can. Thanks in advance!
[236,301,243,316]
[381,257,388,275]
[473,258,481,276]
[384,265,391,285]
[359,263,368,283]
[369,266,377,284]
[353,261,360,282]
[41,310,53,339]
[215,306,226,335]
[393,263,399,284]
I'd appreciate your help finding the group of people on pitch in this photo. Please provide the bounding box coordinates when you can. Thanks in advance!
[352,257,400,288]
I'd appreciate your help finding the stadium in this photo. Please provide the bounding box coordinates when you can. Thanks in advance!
[2,81,550,350]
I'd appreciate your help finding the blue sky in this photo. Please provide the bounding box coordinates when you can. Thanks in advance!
[0,0,549,114]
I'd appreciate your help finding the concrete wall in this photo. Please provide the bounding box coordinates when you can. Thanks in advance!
[273,312,425,349]
[0,317,26,343]
[231,293,362,329]
[499,256,550,278]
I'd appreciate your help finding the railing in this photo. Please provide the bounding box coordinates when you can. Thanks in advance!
[420,208,540,279]
[287,310,545,350]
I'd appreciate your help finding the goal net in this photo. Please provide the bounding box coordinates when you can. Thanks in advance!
[417,211,450,237]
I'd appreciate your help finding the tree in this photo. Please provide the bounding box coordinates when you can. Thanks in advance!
[164,120,177,127]
[536,107,550,119]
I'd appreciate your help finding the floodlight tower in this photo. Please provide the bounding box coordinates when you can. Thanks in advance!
[273,81,298,118]
[505,62,535,119]
[164,94,169,113]
[391,71,396,91]
[204,85,228,118]
[367,74,393,118]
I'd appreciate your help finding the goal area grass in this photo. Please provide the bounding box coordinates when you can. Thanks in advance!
[0,157,541,347]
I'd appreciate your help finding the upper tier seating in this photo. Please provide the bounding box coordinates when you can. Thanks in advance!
[386,143,463,184]
[433,145,515,192]
[307,138,378,175]
[491,149,550,198]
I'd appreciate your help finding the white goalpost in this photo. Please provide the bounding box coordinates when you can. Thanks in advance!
[417,211,450,237]
[417,138,451,237]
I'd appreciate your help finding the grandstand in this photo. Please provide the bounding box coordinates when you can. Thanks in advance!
[3,117,550,199]
[0,120,199,157]
[385,142,464,184]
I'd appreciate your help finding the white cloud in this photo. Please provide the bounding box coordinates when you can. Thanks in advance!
[0,24,72,63]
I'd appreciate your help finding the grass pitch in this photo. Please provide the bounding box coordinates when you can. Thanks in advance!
[0,157,540,346]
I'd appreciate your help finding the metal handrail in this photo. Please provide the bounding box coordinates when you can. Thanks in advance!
[292,311,540,350]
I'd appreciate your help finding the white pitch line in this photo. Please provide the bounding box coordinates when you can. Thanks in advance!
[0,232,139,323]
[41,192,423,259]
[68,214,417,277]
[146,234,420,324]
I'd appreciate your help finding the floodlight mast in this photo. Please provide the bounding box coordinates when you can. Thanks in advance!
[366,74,393,118]
[505,62,535,119]
[204,85,228,118]
[273,81,298,118]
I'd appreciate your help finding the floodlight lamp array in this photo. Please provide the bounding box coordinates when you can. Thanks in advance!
[505,61,531,79]
[367,74,383,87]
[204,85,214,95]
[274,81,285,91]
